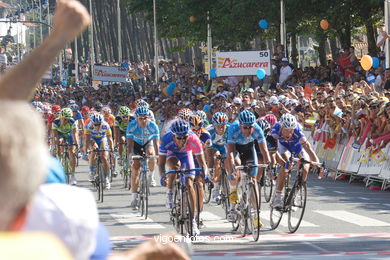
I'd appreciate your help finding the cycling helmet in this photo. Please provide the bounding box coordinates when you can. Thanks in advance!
[171,120,190,135]
[118,106,131,117]
[137,100,150,109]
[178,108,192,121]
[196,110,207,123]
[135,98,144,106]
[212,112,228,125]
[189,115,203,129]
[51,105,61,113]
[70,104,79,111]
[91,113,103,124]
[280,113,297,129]
[94,102,103,112]
[135,106,150,117]
[264,113,277,125]
[257,119,271,135]
[102,106,111,113]
[60,108,72,119]
[69,100,76,105]
[238,110,256,125]
[81,106,90,113]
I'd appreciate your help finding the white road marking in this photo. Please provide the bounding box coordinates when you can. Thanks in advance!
[260,210,319,227]
[315,210,390,227]
[358,197,370,201]
[333,191,345,194]
[201,211,232,229]
[110,213,166,229]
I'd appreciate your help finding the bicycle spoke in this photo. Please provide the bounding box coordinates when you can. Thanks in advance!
[288,182,307,233]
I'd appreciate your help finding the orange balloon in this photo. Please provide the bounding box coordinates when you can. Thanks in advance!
[189,16,196,23]
[320,19,329,30]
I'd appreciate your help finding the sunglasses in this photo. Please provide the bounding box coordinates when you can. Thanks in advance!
[242,124,253,129]
[370,105,379,109]
[94,123,101,126]
[175,134,188,140]
[122,116,129,119]
[137,116,148,120]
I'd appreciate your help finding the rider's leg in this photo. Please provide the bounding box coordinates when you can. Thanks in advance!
[165,156,180,208]
[130,159,141,208]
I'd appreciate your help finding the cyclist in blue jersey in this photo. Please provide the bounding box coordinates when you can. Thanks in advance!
[270,113,321,208]
[226,110,270,222]
[207,112,230,203]
[158,120,209,236]
[126,106,160,210]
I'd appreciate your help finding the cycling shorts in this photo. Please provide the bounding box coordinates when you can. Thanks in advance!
[211,144,227,155]
[59,132,74,145]
[235,142,258,177]
[278,142,310,161]
[134,140,152,157]
[167,151,196,179]
[93,137,109,150]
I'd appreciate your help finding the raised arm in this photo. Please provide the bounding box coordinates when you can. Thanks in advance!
[0,0,90,100]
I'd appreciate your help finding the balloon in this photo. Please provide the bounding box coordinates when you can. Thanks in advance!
[258,19,268,30]
[360,55,373,71]
[162,88,169,96]
[372,57,380,69]
[167,82,176,95]
[61,80,67,86]
[256,69,266,79]
[320,19,329,30]
[189,16,196,23]
[209,68,217,79]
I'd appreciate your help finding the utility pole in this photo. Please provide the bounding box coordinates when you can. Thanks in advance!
[280,0,287,56]
[207,11,212,79]
[117,0,122,63]
[153,0,158,82]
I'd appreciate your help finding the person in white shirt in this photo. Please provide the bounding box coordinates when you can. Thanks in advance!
[279,57,293,85]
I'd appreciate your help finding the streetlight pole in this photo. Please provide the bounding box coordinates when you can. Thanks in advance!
[117,0,122,63]
[385,0,390,68]
[89,0,95,75]
[39,0,43,43]
[207,11,212,79]
[153,0,158,83]
[280,0,286,56]
[75,36,79,84]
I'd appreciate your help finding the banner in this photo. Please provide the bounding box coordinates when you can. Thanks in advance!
[93,65,129,83]
[216,50,271,77]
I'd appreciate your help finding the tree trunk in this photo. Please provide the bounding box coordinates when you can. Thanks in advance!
[290,31,298,68]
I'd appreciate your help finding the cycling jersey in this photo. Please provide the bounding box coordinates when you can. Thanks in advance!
[85,121,112,140]
[227,121,265,145]
[159,131,203,177]
[73,111,82,121]
[126,120,160,146]
[271,122,307,156]
[192,128,212,148]
[114,116,133,134]
[104,114,115,128]
[207,124,229,155]
[52,119,77,135]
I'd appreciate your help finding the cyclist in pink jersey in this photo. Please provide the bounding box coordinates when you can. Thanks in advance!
[159,120,209,236]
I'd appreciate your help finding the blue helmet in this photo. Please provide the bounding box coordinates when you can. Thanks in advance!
[137,100,150,109]
[171,120,190,135]
[70,104,79,111]
[238,110,255,125]
[91,113,103,124]
[135,106,150,117]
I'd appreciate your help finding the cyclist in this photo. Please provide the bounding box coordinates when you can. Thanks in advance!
[270,113,321,208]
[126,106,160,210]
[207,112,230,203]
[177,108,192,122]
[159,120,209,236]
[196,110,210,127]
[226,110,270,222]
[114,106,133,166]
[52,108,79,185]
[189,114,212,224]
[85,113,114,190]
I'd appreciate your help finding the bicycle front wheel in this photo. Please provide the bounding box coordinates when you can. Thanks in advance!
[221,170,230,219]
[288,181,307,233]
[98,164,104,203]
[194,182,201,228]
[248,184,261,242]
[203,181,213,204]
[263,169,274,203]
[183,189,193,238]
[270,206,283,230]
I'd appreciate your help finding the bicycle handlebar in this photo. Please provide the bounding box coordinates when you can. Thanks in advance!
[87,148,112,153]
[166,168,203,175]
[234,164,268,170]
[291,157,325,168]
[132,155,159,160]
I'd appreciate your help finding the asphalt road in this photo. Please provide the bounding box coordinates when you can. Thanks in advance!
[75,160,390,259]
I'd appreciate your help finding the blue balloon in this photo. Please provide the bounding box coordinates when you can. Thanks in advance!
[256,69,266,79]
[167,82,176,95]
[372,57,380,69]
[259,19,268,30]
[209,68,217,79]
[61,80,67,86]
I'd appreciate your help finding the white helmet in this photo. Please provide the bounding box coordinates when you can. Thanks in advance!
[280,113,297,129]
